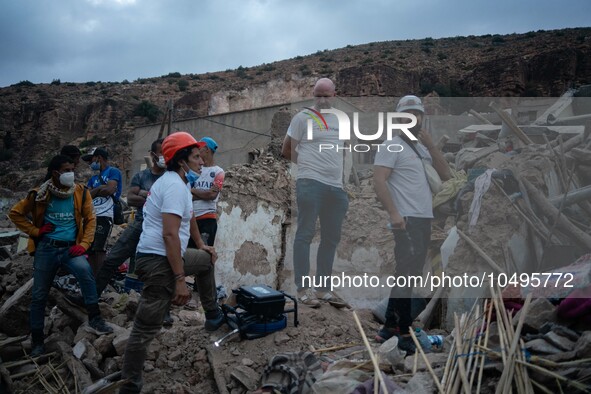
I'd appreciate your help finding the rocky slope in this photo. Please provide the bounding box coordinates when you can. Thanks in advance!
[1,27,590,191]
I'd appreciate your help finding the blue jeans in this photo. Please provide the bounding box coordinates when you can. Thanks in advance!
[31,238,99,333]
[384,217,431,334]
[293,178,348,291]
[95,218,143,295]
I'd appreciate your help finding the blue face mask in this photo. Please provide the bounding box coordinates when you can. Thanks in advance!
[184,168,199,184]
[90,162,100,171]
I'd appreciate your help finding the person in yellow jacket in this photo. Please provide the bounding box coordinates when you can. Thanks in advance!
[9,155,113,357]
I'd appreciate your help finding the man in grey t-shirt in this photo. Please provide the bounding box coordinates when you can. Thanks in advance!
[282,78,349,309]
[373,95,451,354]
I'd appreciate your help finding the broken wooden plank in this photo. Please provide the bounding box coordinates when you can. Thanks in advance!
[469,110,493,125]
[549,185,591,208]
[489,102,534,144]
[523,179,591,251]
[553,133,584,155]
[456,229,505,273]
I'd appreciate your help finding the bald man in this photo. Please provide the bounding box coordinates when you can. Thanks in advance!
[282,78,349,309]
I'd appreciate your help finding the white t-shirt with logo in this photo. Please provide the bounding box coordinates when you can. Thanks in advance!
[374,135,434,218]
[192,165,225,218]
[137,171,193,256]
[287,109,344,188]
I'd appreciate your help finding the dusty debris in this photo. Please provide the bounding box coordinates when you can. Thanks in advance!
[1,93,591,394]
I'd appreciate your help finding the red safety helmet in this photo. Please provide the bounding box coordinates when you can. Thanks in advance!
[161,132,205,164]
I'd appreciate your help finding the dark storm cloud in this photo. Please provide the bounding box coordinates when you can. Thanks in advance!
[0,0,589,87]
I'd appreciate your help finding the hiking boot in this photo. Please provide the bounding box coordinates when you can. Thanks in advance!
[317,291,350,309]
[204,309,225,332]
[297,288,320,308]
[85,317,114,335]
[375,326,400,343]
[30,343,45,358]
[398,335,416,355]
[163,310,174,327]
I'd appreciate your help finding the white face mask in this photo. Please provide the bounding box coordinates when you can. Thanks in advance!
[59,171,75,187]
[157,155,166,169]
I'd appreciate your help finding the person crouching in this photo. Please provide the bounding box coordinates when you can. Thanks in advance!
[119,132,221,394]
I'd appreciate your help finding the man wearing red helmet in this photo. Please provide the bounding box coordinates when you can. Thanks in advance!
[120,132,222,394]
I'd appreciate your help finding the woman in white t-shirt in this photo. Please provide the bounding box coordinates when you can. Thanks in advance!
[120,132,223,394]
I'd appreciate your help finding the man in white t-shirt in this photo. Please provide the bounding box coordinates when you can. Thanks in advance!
[281,78,349,309]
[373,95,451,354]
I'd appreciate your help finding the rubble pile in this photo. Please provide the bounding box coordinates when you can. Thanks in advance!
[2,93,591,393]
[221,147,291,219]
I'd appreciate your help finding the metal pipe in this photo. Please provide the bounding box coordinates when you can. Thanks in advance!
[549,185,591,207]
[547,113,591,125]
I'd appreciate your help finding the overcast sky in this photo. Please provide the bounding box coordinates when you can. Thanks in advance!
[0,0,590,88]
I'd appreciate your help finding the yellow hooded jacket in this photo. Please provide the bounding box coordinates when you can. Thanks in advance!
[9,184,96,255]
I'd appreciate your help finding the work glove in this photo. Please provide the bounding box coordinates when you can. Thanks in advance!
[68,245,86,257]
[38,223,54,237]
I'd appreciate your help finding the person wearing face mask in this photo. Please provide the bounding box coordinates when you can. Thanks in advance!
[83,148,122,276]
[69,140,167,312]
[281,78,350,309]
[373,95,451,353]
[9,155,113,358]
[120,132,221,394]
[189,137,224,247]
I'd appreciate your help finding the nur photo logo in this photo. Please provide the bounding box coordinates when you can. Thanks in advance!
[305,108,419,152]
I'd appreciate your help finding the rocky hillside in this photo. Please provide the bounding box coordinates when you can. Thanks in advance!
[1,27,590,191]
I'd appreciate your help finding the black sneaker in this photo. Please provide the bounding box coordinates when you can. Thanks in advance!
[204,310,225,332]
[30,343,45,358]
[375,326,400,343]
[398,335,416,355]
[85,317,114,335]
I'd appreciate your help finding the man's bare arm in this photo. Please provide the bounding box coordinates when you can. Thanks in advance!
[281,135,298,164]
[373,165,406,230]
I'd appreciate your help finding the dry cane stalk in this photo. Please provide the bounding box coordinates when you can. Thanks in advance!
[451,311,475,394]
[453,313,471,394]
[515,359,590,392]
[463,304,480,391]
[313,343,361,353]
[352,311,389,394]
[476,299,493,394]
[409,329,445,394]
[447,312,471,394]
[502,295,532,394]
[469,302,486,389]
[444,324,461,393]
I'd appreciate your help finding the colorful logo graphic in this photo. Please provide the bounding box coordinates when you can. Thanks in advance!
[304,107,328,131]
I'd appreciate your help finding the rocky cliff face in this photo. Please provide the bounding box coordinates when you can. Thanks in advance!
[0,28,590,191]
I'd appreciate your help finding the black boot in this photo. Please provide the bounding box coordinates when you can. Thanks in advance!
[30,330,45,357]
[204,308,225,332]
[84,303,113,335]
[163,309,174,327]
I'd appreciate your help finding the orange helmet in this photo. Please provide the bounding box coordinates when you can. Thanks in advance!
[161,132,205,164]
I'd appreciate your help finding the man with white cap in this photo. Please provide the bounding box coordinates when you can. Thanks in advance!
[373,95,450,354]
